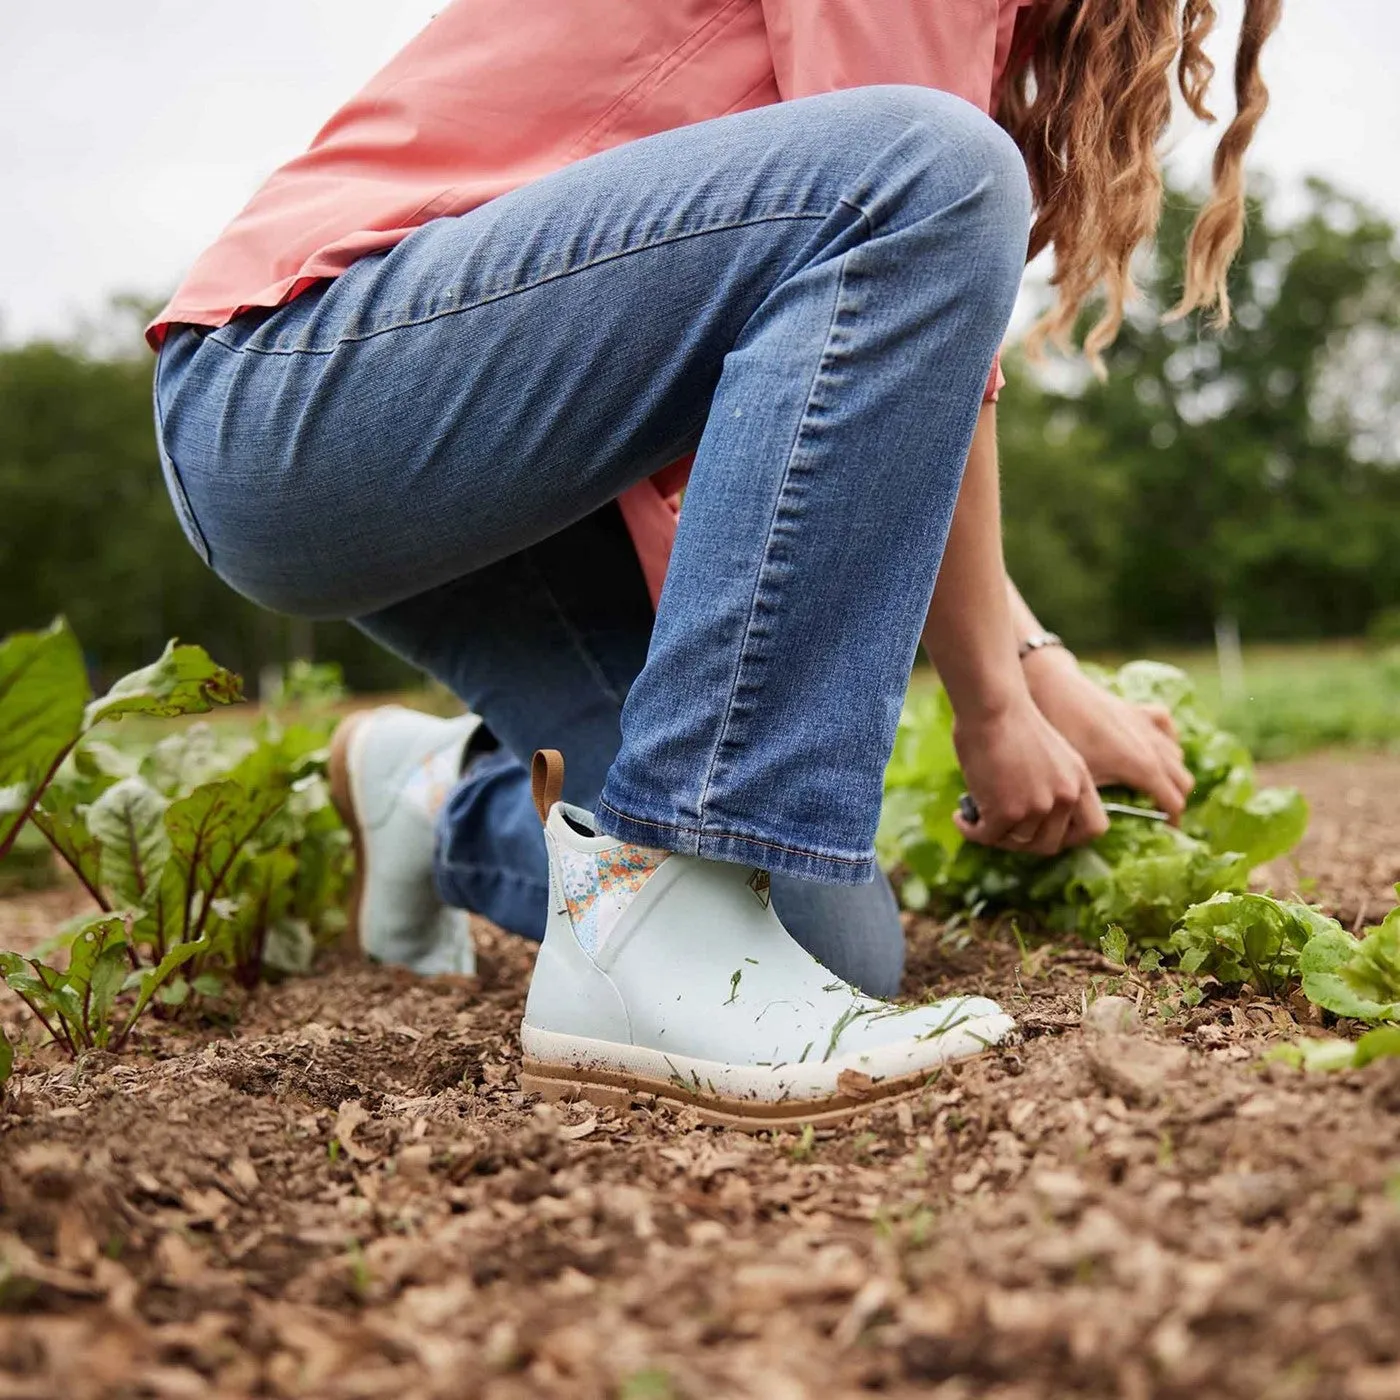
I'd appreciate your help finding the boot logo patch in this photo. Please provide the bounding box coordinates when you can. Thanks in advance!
[748,869,771,907]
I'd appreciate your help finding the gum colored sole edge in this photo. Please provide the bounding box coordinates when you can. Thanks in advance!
[519,1058,948,1133]
[327,711,369,958]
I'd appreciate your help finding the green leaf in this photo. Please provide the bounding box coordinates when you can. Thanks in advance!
[1345,908,1400,1008]
[263,919,317,978]
[1101,925,1129,967]
[139,722,242,797]
[88,777,171,909]
[1108,660,1198,713]
[158,977,191,1007]
[1190,783,1309,868]
[154,778,289,948]
[63,915,131,1048]
[1268,1025,1400,1073]
[0,620,90,858]
[84,640,242,729]
[30,792,107,907]
[1354,1024,1400,1067]
[1299,924,1400,1022]
[119,937,211,1042]
[1170,892,1327,994]
[223,848,299,979]
[0,1027,13,1085]
[1267,1037,1364,1073]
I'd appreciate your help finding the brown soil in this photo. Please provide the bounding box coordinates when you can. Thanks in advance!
[1,759,1399,1400]
[1254,752,1400,928]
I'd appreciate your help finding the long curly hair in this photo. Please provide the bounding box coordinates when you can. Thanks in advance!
[998,0,1283,369]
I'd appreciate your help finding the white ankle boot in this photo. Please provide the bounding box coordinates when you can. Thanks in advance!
[328,705,480,975]
[520,752,1013,1129]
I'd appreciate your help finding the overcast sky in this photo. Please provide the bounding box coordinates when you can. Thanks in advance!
[2,2,1396,344]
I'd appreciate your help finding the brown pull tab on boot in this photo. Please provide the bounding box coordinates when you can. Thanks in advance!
[531,749,565,825]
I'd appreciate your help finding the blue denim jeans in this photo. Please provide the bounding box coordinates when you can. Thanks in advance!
[154,86,1029,981]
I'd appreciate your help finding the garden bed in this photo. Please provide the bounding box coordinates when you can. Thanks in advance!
[0,756,1398,1400]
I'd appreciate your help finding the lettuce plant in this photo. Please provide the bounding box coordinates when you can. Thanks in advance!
[878,661,1308,944]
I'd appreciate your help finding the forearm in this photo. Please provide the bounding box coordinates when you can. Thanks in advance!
[920,404,1026,720]
[1005,576,1040,648]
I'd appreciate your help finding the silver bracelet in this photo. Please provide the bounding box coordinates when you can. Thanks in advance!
[1018,631,1065,660]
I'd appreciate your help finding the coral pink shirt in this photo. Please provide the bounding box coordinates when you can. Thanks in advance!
[152,0,1037,604]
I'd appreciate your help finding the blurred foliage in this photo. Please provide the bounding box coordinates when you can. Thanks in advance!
[0,303,413,693]
[1001,178,1400,649]
[1,181,1397,688]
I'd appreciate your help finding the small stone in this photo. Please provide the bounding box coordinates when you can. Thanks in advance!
[1082,996,1141,1036]
[1086,1034,1188,1106]
[396,1143,433,1178]
[1029,1169,1090,1220]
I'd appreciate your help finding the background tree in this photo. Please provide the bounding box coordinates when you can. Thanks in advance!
[1002,178,1400,648]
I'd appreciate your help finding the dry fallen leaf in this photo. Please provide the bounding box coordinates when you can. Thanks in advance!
[557,1115,599,1141]
[333,1098,379,1162]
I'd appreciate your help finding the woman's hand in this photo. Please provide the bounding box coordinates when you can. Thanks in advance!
[1022,647,1195,818]
[953,693,1109,856]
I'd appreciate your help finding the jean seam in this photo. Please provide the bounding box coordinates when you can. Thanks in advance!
[595,796,873,866]
[204,211,830,358]
[692,219,869,835]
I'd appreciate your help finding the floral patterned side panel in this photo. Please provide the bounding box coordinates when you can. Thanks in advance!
[558,842,668,956]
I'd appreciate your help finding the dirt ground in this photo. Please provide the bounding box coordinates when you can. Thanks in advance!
[1,755,1398,1400]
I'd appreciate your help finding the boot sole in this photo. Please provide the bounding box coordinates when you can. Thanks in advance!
[520,1013,1012,1132]
[327,710,369,958]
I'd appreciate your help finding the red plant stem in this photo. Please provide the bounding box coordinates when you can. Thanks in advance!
[33,823,112,913]
[0,743,74,863]
[192,808,278,948]
[11,987,75,1057]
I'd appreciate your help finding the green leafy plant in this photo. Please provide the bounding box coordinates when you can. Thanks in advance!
[1268,1025,1400,1073]
[879,661,1307,946]
[1169,893,1339,997]
[0,619,241,862]
[0,619,352,1059]
[0,915,210,1053]
[1298,900,1400,1022]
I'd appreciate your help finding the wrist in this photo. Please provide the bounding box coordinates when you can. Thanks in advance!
[1017,630,1067,661]
[949,671,1035,729]
[1022,641,1079,679]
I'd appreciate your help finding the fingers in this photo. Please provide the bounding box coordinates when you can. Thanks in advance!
[956,766,1105,857]
[1144,704,1179,742]
[1142,727,1195,819]
[1066,777,1110,847]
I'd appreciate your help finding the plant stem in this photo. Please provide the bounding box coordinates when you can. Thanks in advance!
[32,819,112,912]
[11,987,76,1057]
[0,744,74,863]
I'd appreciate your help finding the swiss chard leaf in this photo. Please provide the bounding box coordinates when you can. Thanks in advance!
[85,640,242,728]
[140,722,242,798]
[30,789,108,909]
[0,620,90,858]
[88,777,171,910]
[156,778,289,949]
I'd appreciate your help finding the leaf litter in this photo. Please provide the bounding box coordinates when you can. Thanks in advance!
[0,759,1397,1398]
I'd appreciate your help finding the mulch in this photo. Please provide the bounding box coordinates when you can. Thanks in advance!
[0,755,1398,1400]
